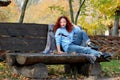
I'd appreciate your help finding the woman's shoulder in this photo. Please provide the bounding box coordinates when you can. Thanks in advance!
[73,25,82,31]
[57,27,66,31]
[56,28,63,33]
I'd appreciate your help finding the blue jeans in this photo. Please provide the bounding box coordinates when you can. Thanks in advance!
[67,30,100,57]
[72,30,90,46]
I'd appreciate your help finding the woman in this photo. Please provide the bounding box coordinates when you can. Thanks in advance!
[54,16,111,61]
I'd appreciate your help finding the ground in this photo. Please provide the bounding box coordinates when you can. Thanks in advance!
[0,60,120,80]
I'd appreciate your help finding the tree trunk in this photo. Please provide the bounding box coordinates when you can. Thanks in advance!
[19,0,29,23]
[68,0,74,23]
[112,16,119,36]
[68,0,85,24]
[74,0,85,25]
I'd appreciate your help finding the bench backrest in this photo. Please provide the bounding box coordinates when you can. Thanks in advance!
[0,23,49,52]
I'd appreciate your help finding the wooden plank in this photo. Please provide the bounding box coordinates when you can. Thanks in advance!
[0,37,47,51]
[14,53,107,65]
[0,23,48,37]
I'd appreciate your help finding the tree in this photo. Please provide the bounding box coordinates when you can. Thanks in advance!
[91,0,120,36]
[68,0,86,24]
[112,6,120,36]
[68,0,74,23]
[49,0,86,24]
[19,0,29,23]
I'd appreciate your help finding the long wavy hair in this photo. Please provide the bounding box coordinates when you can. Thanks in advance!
[54,16,73,32]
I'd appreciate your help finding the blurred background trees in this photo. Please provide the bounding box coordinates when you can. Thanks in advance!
[0,0,120,36]
[91,0,120,36]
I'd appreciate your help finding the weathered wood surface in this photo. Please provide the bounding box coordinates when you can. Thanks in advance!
[6,53,20,66]
[0,23,48,37]
[0,37,46,51]
[90,62,102,76]
[10,63,48,79]
[6,53,107,65]
[64,62,102,77]
[0,23,48,52]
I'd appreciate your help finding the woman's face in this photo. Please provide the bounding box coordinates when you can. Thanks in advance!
[60,18,67,28]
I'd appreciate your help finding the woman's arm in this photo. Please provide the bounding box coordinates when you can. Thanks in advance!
[56,45,64,54]
[55,29,64,54]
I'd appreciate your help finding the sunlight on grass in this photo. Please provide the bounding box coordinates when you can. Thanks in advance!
[101,60,120,77]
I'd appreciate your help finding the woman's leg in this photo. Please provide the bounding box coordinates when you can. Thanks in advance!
[67,44,101,57]
[73,30,90,46]
[73,30,100,50]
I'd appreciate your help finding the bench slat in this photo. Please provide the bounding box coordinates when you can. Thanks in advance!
[13,53,106,65]
[0,37,47,51]
[0,23,48,37]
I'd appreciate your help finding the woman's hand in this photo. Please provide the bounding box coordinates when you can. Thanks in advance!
[58,50,64,54]
[56,45,64,54]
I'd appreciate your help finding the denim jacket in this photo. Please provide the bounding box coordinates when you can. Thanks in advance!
[55,27,74,52]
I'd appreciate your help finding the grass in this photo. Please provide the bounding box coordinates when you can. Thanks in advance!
[0,60,120,79]
[100,60,120,77]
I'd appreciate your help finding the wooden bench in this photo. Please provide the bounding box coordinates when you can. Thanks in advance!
[0,23,108,79]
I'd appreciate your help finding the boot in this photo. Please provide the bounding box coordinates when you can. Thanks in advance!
[104,57,111,61]
[101,52,112,61]
[102,52,112,58]
[87,42,100,50]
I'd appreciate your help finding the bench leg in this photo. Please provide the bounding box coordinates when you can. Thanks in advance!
[89,62,102,76]
[10,63,48,79]
[64,64,81,78]
[64,62,102,77]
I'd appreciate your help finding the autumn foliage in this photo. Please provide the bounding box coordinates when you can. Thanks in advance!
[0,0,20,22]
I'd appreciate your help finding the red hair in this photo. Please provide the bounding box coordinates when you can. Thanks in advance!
[54,16,73,32]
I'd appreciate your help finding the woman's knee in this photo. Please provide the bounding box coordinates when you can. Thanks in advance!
[68,45,83,52]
